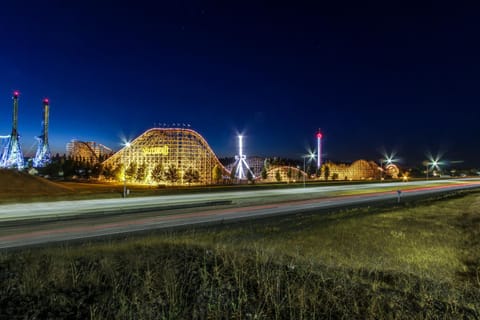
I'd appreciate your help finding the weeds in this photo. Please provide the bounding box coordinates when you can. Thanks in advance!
[0,192,479,318]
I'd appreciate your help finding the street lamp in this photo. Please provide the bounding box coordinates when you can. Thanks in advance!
[379,152,395,181]
[422,160,429,180]
[423,157,440,181]
[123,141,131,198]
[303,152,315,188]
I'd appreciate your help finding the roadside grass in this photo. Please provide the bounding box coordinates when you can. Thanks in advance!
[0,168,452,204]
[0,191,479,318]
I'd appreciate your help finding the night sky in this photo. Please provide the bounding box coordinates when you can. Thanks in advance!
[0,1,479,167]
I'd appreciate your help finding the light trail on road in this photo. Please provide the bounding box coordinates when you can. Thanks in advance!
[0,179,479,249]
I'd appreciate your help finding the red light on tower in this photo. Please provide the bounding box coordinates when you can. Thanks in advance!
[316,129,323,169]
[43,98,49,104]
[13,90,19,98]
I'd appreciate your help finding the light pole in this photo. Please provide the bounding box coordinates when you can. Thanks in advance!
[379,155,394,181]
[431,160,438,179]
[423,159,439,181]
[303,153,315,188]
[379,159,384,181]
[123,141,131,198]
[303,156,306,188]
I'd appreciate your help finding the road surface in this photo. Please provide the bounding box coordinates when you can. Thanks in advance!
[0,178,479,248]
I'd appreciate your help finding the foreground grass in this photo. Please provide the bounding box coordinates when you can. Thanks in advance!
[1,192,479,319]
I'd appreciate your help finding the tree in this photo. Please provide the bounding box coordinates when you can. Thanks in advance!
[332,172,339,181]
[322,164,330,181]
[41,161,61,178]
[151,163,164,184]
[136,163,147,182]
[247,169,254,184]
[83,162,93,179]
[275,170,282,182]
[112,164,124,181]
[184,168,200,185]
[125,162,138,181]
[91,163,103,178]
[62,159,75,178]
[102,165,114,180]
[297,168,303,181]
[263,158,271,171]
[165,165,179,184]
[261,166,268,180]
[307,162,316,176]
[212,165,222,184]
[286,167,292,182]
[230,165,237,181]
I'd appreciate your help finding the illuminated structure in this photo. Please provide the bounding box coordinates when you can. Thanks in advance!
[316,129,323,169]
[224,156,264,178]
[0,136,8,162]
[102,128,228,185]
[233,135,255,180]
[66,140,112,163]
[323,160,380,181]
[246,156,265,177]
[384,163,400,179]
[33,98,51,167]
[0,91,24,169]
[265,166,306,182]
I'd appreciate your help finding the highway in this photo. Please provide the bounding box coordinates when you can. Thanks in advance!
[0,178,479,249]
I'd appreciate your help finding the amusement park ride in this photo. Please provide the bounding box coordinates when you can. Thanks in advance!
[0,91,24,169]
[0,91,51,169]
[233,135,255,180]
[33,98,51,167]
[316,128,323,169]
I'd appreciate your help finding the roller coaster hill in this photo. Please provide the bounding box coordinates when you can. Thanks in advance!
[101,127,230,185]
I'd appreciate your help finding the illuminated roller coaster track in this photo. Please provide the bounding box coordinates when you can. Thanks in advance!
[102,128,230,185]
[68,141,112,163]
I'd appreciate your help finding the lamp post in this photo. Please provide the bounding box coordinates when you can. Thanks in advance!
[423,159,439,180]
[380,156,394,181]
[379,159,384,181]
[123,141,131,198]
[303,156,306,188]
[303,153,315,188]
[431,160,438,179]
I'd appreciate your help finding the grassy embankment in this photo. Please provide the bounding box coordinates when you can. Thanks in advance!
[1,190,479,319]
[0,169,462,205]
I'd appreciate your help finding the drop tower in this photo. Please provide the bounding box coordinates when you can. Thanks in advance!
[0,91,24,169]
[316,129,323,169]
[33,98,51,167]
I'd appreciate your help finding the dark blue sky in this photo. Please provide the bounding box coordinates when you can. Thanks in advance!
[0,1,479,167]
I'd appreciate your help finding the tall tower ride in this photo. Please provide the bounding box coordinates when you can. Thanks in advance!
[0,91,24,169]
[33,98,51,167]
[233,135,254,180]
[316,129,323,169]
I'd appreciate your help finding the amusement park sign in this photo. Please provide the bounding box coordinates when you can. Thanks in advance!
[142,145,169,155]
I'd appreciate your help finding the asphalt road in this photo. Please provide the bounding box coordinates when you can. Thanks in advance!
[0,178,479,249]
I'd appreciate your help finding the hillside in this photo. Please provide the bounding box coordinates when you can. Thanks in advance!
[0,169,74,201]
